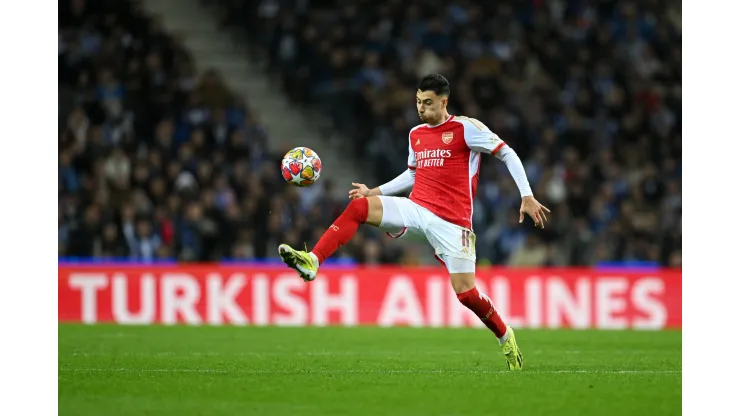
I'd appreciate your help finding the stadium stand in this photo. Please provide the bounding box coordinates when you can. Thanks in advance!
[59,0,681,267]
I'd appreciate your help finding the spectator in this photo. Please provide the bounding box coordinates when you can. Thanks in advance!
[508,235,548,268]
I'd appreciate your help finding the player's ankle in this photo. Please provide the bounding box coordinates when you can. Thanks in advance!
[497,328,511,345]
[309,252,320,267]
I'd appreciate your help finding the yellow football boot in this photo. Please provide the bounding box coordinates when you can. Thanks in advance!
[501,326,524,371]
[278,244,318,282]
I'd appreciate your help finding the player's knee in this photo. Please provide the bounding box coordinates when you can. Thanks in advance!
[365,196,383,226]
[450,272,476,294]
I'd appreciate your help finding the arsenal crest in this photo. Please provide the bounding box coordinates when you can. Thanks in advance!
[441,131,454,144]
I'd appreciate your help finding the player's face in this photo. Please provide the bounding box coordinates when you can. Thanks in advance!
[416,90,447,125]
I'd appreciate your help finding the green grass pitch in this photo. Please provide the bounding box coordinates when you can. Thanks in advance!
[59,324,681,415]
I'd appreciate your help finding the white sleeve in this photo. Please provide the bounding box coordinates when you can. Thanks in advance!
[459,116,507,155]
[378,169,416,195]
[495,145,533,198]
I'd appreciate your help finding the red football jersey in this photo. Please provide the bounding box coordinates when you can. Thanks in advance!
[408,115,506,230]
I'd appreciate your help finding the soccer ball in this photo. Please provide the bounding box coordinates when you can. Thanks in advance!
[281,146,322,187]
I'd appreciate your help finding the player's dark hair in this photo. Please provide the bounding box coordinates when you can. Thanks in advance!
[417,74,451,97]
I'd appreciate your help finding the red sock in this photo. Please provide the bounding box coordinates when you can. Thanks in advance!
[457,287,508,338]
[312,198,369,264]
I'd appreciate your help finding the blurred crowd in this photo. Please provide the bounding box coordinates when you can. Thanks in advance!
[58,0,403,265]
[212,0,682,267]
[59,0,682,268]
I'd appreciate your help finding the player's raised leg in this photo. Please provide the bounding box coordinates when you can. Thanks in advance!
[278,196,383,281]
[444,257,523,371]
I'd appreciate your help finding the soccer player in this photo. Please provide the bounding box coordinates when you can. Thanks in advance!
[278,74,550,371]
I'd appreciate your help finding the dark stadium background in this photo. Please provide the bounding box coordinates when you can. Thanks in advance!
[59,0,681,267]
[58,0,681,269]
[58,0,681,267]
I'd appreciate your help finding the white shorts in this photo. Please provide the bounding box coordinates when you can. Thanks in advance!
[377,196,476,274]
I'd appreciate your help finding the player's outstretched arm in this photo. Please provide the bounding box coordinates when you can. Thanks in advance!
[348,169,416,199]
[459,116,551,228]
[495,146,551,229]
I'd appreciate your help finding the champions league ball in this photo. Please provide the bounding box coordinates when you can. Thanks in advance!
[281,146,322,187]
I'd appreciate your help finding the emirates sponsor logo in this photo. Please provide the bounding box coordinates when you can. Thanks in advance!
[414,149,452,168]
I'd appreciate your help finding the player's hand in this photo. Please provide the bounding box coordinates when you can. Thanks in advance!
[349,182,371,199]
[520,196,551,229]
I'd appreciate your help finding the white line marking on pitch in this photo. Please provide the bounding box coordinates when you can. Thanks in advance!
[59,368,681,375]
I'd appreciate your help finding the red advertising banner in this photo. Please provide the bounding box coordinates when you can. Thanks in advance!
[58,266,681,329]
